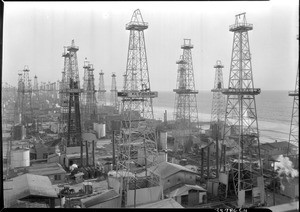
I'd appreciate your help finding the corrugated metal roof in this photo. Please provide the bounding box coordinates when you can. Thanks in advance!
[167,184,207,197]
[148,161,198,179]
[81,189,119,208]
[136,198,183,208]
[4,173,58,206]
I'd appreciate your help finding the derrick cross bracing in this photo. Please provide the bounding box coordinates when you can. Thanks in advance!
[58,40,83,165]
[287,35,299,160]
[14,66,34,126]
[219,13,265,207]
[173,39,200,153]
[81,58,97,128]
[98,69,106,107]
[110,72,119,111]
[116,9,160,207]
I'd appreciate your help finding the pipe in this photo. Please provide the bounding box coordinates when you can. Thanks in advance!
[86,140,89,167]
[92,140,95,167]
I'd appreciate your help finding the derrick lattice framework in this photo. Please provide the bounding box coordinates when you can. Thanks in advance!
[116,9,159,207]
[211,60,225,125]
[220,13,264,206]
[173,39,199,151]
[82,58,97,127]
[287,37,299,156]
[59,40,82,153]
[14,66,33,126]
[110,72,119,111]
[97,70,106,107]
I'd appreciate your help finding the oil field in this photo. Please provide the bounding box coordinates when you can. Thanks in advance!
[2,1,299,210]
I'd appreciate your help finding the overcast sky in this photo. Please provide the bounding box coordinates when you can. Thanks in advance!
[2,0,299,91]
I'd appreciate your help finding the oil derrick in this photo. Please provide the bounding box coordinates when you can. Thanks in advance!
[2,82,16,125]
[173,39,199,153]
[116,9,159,207]
[287,36,299,158]
[220,13,264,207]
[210,60,226,177]
[32,75,40,131]
[58,40,83,163]
[14,72,23,124]
[97,70,106,107]
[110,72,119,111]
[17,66,34,127]
[82,58,97,129]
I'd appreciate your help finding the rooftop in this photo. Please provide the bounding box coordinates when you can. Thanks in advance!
[4,173,57,207]
[148,161,198,179]
[80,189,119,208]
[136,198,183,208]
[167,184,207,198]
[28,162,66,176]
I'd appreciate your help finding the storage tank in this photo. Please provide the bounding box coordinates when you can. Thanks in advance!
[160,131,167,150]
[10,148,30,168]
[93,123,98,131]
[99,123,106,138]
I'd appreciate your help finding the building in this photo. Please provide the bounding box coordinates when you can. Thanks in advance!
[80,189,120,208]
[148,161,199,193]
[261,141,298,157]
[167,184,207,207]
[28,162,67,184]
[4,173,58,208]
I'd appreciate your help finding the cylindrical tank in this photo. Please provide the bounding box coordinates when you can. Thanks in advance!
[10,148,30,168]
[99,124,106,138]
[93,123,98,131]
[160,131,167,150]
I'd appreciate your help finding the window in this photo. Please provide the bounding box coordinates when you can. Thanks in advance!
[43,153,48,159]
[178,178,181,182]
[54,175,61,181]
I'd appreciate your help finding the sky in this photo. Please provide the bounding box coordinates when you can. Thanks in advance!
[2,0,299,92]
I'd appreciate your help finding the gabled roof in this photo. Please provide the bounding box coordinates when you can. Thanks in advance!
[148,161,198,179]
[167,184,207,198]
[4,173,57,205]
[268,141,297,149]
[136,198,183,208]
[81,189,119,208]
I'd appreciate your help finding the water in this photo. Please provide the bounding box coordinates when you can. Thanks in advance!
[152,90,294,143]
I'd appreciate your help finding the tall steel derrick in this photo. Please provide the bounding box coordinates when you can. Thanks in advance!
[116,9,159,207]
[173,39,199,152]
[59,40,83,157]
[2,83,16,125]
[211,60,225,125]
[97,70,106,107]
[110,72,119,111]
[14,66,34,126]
[220,13,264,207]
[32,75,40,130]
[287,37,299,157]
[81,58,97,128]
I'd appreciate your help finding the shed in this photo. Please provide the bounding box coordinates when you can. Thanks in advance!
[167,184,207,206]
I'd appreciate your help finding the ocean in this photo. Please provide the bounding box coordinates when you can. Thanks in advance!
[152,90,294,144]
